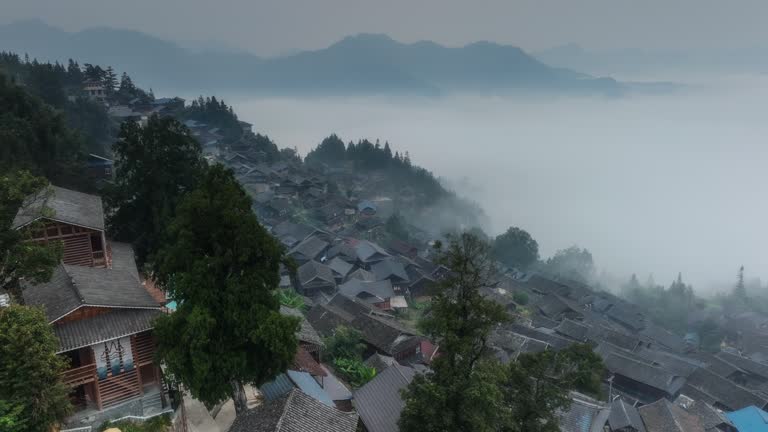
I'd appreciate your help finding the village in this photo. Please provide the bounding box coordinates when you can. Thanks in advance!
[5,60,768,432]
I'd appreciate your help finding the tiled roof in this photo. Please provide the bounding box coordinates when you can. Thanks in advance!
[364,353,397,372]
[327,257,354,278]
[683,367,767,411]
[289,237,329,262]
[54,308,161,353]
[298,260,335,286]
[354,241,390,263]
[353,363,416,432]
[638,399,704,432]
[22,263,159,323]
[230,389,357,432]
[292,346,326,377]
[555,318,590,341]
[716,351,768,379]
[13,186,104,230]
[608,399,646,432]
[603,352,685,396]
[371,258,409,282]
[280,306,323,346]
[338,279,395,302]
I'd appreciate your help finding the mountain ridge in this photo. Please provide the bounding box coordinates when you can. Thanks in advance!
[0,20,622,96]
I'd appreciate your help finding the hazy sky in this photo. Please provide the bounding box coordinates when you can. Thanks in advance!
[3,0,768,55]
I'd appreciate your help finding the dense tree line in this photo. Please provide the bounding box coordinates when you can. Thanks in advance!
[0,52,120,156]
[181,95,242,140]
[399,233,604,432]
[305,134,447,204]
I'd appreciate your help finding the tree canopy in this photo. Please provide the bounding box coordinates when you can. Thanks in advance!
[400,233,510,432]
[152,165,298,415]
[0,305,71,432]
[503,344,604,432]
[542,246,595,282]
[106,115,207,266]
[0,171,62,295]
[492,226,539,270]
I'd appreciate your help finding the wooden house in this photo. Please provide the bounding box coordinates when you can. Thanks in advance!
[13,186,108,267]
[14,187,168,424]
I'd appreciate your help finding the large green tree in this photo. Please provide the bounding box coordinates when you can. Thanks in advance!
[153,165,298,415]
[503,344,604,432]
[0,72,85,186]
[492,227,539,270]
[399,233,510,432]
[106,115,207,266]
[542,245,595,282]
[0,171,62,296]
[0,305,71,432]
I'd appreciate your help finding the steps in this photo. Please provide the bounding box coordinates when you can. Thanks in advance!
[142,391,164,416]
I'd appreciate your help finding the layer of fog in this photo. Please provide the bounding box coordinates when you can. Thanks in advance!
[224,75,768,294]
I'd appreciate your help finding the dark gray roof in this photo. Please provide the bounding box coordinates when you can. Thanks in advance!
[603,352,685,396]
[638,399,704,432]
[353,363,416,432]
[674,397,734,431]
[608,399,646,432]
[297,260,336,286]
[280,306,323,347]
[338,279,395,302]
[229,389,358,432]
[352,314,416,355]
[555,318,590,341]
[557,394,609,432]
[109,242,140,282]
[289,237,329,261]
[354,241,390,263]
[716,351,768,379]
[364,353,397,372]
[272,221,315,242]
[22,264,81,322]
[683,367,768,411]
[346,268,376,282]
[505,323,573,350]
[639,322,683,351]
[634,348,703,378]
[371,258,409,283]
[54,308,161,353]
[327,257,354,278]
[13,186,104,230]
[22,263,159,322]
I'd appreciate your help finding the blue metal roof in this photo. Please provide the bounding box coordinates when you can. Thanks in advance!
[286,370,335,407]
[726,406,768,432]
[260,371,335,408]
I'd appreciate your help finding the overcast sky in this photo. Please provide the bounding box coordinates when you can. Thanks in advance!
[3,0,768,55]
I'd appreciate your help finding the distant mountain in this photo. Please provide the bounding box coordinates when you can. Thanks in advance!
[534,43,768,78]
[0,20,622,96]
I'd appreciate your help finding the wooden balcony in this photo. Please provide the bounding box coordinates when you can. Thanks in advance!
[61,363,97,387]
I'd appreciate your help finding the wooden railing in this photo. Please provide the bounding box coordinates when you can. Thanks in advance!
[131,332,156,366]
[61,363,96,387]
[98,368,141,409]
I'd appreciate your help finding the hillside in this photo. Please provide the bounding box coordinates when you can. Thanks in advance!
[0,20,621,96]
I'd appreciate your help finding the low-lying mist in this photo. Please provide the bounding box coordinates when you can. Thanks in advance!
[223,74,768,294]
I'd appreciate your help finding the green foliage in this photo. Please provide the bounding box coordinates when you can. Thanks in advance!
[385,212,409,241]
[0,52,116,161]
[182,95,242,140]
[512,291,529,306]
[324,326,366,361]
[503,344,605,432]
[0,171,63,294]
[622,273,694,335]
[106,115,207,266]
[0,71,87,186]
[305,135,447,205]
[332,357,377,388]
[277,289,305,309]
[492,227,539,270]
[0,306,72,432]
[152,165,298,412]
[99,414,171,432]
[541,246,595,283]
[399,233,510,432]
[0,400,26,432]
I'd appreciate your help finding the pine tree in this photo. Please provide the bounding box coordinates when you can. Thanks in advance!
[734,265,746,299]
